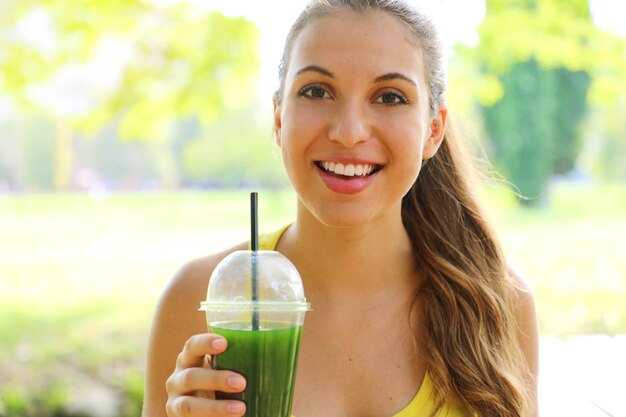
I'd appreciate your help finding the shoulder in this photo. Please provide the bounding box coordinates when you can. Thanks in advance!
[161,241,249,317]
[507,265,540,415]
[151,239,249,343]
[506,265,537,323]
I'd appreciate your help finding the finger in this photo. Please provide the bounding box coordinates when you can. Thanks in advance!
[166,395,246,417]
[167,368,246,396]
[178,334,227,369]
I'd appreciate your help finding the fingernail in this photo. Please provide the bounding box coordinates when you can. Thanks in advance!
[227,375,246,389]
[226,401,245,414]
[211,338,226,350]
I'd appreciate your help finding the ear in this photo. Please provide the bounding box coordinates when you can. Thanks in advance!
[422,104,447,160]
[273,94,282,147]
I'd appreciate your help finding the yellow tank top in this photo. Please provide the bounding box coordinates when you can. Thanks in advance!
[259,226,471,417]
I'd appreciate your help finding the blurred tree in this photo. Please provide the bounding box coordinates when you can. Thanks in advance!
[464,0,626,204]
[481,61,591,204]
[0,0,260,189]
[21,116,56,190]
[579,99,626,181]
[73,124,162,190]
[181,105,288,188]
[550,68,591,175]
[481,60,556,204]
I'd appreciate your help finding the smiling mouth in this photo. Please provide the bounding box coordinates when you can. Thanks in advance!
[315,161,382,178]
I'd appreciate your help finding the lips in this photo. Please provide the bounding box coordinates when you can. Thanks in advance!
[314,160,382,194]
[315,161,382,178]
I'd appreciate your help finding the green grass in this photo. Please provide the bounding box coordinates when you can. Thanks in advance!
[0,184,625,416]
[0,190,296,306]
[501,216,626,334]
[486,182,626,335]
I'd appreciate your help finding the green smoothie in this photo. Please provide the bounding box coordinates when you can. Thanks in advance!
[211,322,303,417]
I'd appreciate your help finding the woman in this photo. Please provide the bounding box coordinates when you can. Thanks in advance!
[143,1,539,416]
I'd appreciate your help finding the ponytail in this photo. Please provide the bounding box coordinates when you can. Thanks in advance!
[402,118,531,417]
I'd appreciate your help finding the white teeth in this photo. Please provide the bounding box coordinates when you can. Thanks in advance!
[319,161,375,177]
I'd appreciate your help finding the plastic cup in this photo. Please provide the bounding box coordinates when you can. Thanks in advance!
[199,250,310,417]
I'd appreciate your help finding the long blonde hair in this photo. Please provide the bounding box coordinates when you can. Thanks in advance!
[276,1,532,416]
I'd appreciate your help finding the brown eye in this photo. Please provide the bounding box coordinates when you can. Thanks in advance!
[376,92,408,105]
[298,85,331,99]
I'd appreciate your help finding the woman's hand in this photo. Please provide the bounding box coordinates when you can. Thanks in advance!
[165,333,247,416]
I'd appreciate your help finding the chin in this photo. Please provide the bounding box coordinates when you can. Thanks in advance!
[298,197,397,230]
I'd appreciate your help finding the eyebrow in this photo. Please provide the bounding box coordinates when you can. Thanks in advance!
[295,65,416,87]
[295,65,334,78]
[374,72,416,86]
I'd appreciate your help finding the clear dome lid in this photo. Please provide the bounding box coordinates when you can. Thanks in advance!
[200,250,309,312]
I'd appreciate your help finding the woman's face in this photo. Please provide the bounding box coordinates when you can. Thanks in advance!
[274,10,446,228]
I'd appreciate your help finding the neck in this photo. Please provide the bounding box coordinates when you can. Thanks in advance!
[277,202,418,306]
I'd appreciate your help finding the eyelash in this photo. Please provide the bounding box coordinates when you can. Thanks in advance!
[297,85,332,100]
[375,92,409,106]
[297,84,409,106]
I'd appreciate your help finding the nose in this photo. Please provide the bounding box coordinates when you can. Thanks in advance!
[328,99,370,147]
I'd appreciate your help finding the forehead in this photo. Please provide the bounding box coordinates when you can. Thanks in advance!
[288,10,426,82]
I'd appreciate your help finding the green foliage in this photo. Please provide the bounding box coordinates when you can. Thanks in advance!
[0,107,58,192]
[17,115,55,190]
[0,383,69,417]
[470,0,626,104]
[106,8,260,141]
[0,0,147,103]
[180,107,288,188]
[465,0,618,203]
[550,68,591,174]
[0,1,262,191]
[119,370,145,417]
[0,1,260,140]
[481,60,591,201]
[482,60,555,203]
[0,302,147,417]
[75,125,163,187]
[579,99,626,180]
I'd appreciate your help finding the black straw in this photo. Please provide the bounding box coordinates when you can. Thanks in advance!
[250,192,259,330]
[250,192,258,251]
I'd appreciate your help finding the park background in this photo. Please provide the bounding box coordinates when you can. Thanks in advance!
[1,0,625,416]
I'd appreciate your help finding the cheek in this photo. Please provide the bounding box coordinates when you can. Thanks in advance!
[398,157,423,190]
[278,123,308,185]
[387,122,428,186]
[286,103,331,134]
[278,123,303,159]
[279,105,327,158]
[385,116,428,156]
